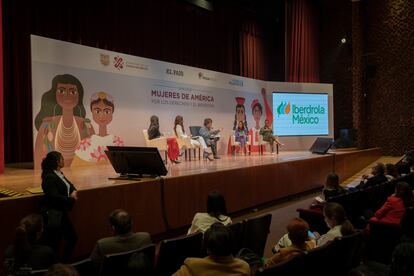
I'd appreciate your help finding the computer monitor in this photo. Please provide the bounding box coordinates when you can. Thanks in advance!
[309,137,334,154]
[105,146,168,179]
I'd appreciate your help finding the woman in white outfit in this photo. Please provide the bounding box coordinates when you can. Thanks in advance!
[174,115,210,158]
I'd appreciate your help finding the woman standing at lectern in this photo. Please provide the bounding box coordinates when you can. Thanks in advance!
[40,151,78,262]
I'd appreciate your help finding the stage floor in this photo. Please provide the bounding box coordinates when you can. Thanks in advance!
[1,149,375,194]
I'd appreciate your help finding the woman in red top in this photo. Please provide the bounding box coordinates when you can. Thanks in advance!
[371,182,414,224]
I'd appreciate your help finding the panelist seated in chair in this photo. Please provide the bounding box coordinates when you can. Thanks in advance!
[259,119,283,153]
[90,209,151,266]
[174,222,250,276]
[199,118,222,160]
[148,115,180,164]
[174,115,208,152]
[356,163,388,190]
[235,121,249,154]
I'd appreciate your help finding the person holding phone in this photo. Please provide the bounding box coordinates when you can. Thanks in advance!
[265,218,315,267]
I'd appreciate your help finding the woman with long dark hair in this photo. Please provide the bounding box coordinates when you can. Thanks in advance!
[4,214,55,273]
[41,151,78,262]
[371,182,414,224]
[322,173,347,200]
[187,191,232,234]
[34,74,94,169]
[148,115,181,164]
[317,202,355,246]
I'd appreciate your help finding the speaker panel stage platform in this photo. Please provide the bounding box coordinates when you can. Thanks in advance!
[0,148,381,261]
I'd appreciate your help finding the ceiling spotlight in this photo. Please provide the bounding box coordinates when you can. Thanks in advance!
[341,38,347,44]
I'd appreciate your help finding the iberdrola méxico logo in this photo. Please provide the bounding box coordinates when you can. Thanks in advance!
[277,101,291,116]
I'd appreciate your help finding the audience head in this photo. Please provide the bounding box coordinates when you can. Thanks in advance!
[204,118,212,128]
[395,182,414,209]
[323,202,355,235]
[44,264,79,276]
[390,242,414,276]
[149,115,159,128]
[287,218,309,248]
[207,191,227,220]
[325,173,340,190]
[127,252,153,276]
[109,209,132,235]
[41,151,64,178]
[204,222,232,257]
[13,214,44,266]
[386,163,400,178]
[371,163,385,176]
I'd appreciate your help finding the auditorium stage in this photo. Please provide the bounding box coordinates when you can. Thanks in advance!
[0,148,381,260]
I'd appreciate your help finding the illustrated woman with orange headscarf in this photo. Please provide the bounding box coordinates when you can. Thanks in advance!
[34,74,94,169]
[75,92,124,163]
[232,97,248,132]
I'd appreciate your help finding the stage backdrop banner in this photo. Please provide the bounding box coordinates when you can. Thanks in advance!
[31,35,333,169]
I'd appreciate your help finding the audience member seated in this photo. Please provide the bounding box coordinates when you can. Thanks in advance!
[385,163,401,181]
[44,263,79,276]
[370,182,414,225]
[316,202,355,246]
[173,222,250,276]
[389,242,414,276]
[90,209,151,266]
[356,163,388,189]
[323,172,347,200]
[234,121,249,154]
[265,218,315,268]
[188,191,232,234]
[397,150,414,175]
[4,214,55,274]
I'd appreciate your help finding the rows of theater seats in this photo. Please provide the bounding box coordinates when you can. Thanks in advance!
[298,172,414,264]
[27,214,272,276]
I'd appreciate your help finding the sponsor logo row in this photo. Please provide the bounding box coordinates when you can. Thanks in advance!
[99,53,244,87]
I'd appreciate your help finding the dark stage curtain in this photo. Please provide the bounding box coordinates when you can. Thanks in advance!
[2,0,283,164]
[286,0,319,83]
[239,21,268,80]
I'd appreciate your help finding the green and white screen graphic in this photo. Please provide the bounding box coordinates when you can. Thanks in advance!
[272,92,329,136]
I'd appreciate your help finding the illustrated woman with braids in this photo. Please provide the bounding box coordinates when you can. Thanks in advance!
[34,74,94,169]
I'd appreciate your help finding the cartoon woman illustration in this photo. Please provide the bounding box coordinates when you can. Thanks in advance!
[74,92,124,163]
[34,74,94,169]
[251,99,263,131]
[233,97,248,131]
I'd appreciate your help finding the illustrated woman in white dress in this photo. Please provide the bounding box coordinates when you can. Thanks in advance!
[75,92,124,163]
[34,74,94,169]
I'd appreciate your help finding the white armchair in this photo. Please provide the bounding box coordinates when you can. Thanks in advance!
[176,136,201,160]
[258,134,279,155]
[142,129,168,162]
[230,134,251,155]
